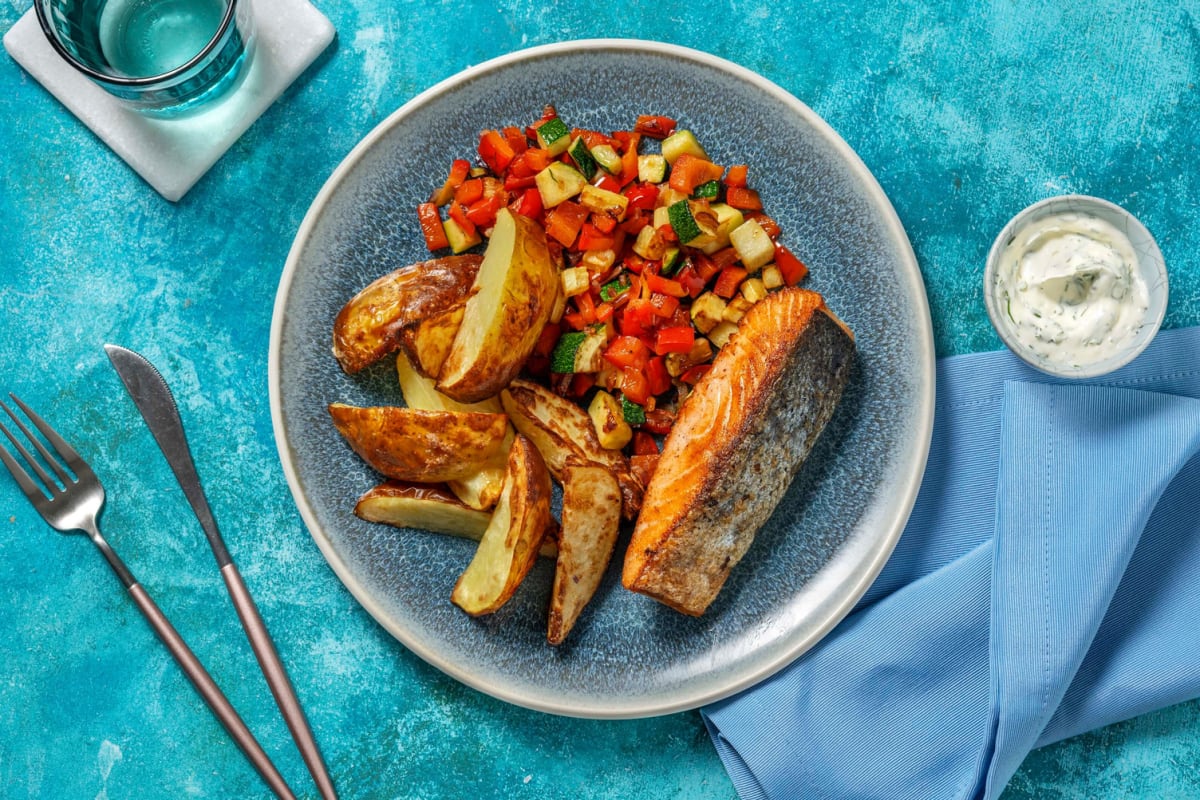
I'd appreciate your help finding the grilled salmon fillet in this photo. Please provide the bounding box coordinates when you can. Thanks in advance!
[622,287,855,616]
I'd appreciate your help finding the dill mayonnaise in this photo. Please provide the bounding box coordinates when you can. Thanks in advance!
[992,210,1150,373]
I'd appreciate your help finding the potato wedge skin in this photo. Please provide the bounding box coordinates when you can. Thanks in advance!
[451,435,553,616]
[332,254,480,374]
[547,464,622,645]
[500,378,643,519]
[355,480,557,557]
[329,403,508,483]
[399,301,465,379]
[437,209,560,403]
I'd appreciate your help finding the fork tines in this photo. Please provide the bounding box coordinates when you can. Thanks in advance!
[0,394,84,506]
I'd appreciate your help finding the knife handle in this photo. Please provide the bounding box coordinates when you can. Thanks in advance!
[123,581,297,800]
[221,563,340,800]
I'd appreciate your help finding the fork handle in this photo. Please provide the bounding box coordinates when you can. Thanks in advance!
[221,563,339,799]
[125,581,298,800]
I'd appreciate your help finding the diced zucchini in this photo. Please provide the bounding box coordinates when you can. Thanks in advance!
[442,217,481,253]
[697,203,746,255]
[728,218,775,270]
[722,295,753,324]
[582,248,618,273]
[708,321,740,348]
[551,331,587,373]
[638,154,668,183]
[600,278,630,302]
[661,247,682,276]
[690,291,727,334]
[567,137,598,181]
[692,180,721,200]
[761,264,784,289]
[741,277,768,303]
[591,143,622,175]
[579,184,629,220]
[561,266,590,297]
[661,130,708,164]
[652,205,671,230]
[668,199,716,245]
[535,162,588,208]
[632,224,668,260]
[588,390,633,450]
[620,395,646,426]
[535,118,571,156]
[574,327,608,373]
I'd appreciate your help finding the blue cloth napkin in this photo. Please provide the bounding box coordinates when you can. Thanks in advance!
[702,326,1200,800]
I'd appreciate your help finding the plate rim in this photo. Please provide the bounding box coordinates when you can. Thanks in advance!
[268,37,936,719]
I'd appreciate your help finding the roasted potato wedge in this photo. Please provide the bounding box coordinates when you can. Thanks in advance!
[500,378,643,518]
[329,403,508,483]
[396,353,510,510]
[451,435,552,616]
[546,464,622,645]
[354,481,558,557]
[437,209,560,402]
[399,301,465,379]
[332,254,480,374]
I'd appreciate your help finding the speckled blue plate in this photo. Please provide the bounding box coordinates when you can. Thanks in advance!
[270,40,935,719]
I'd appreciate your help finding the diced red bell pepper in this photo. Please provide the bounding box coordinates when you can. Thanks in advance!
[644,272,687,298]
[674,262,708,298]
[710,246,741,269]
[454,178,484,206]
[478,129,516,174]
[724,164,749,188]
[416,203,449,251]
[713,266,748,299]
[624,182,659,211]
[569,373,596,397]
[642,408,675,436]
[577,223,616,252]
[632,431,660,455]
[634,114,677,139]
[620,367,650,405]
[604,335,651,371]
[668,154,726,195]
[430,159,471,205]
[775,243,809,285]
[574,290,598,324]
[503,125,528,156]
[724,186,763,211]
[618,133,641,186]
[693,252,721,282]
[465,193,503,228]
[544,200,588,247]
[678,364,711,385]
[653,325,695,355]
[590,213,618,234]
[510,187,543,219]
[447,202,477,238]
[594,174,622,194]
[645,356,671,396]
[648,292,680,318]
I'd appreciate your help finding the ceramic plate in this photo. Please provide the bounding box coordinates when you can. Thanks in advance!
[269,40,934,718]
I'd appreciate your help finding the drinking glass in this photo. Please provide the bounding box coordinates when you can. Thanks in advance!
[34,0,255,116]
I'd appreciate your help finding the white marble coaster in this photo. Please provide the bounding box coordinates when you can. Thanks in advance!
[4,0,335,201]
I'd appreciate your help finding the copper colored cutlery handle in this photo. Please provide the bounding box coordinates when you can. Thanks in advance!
[125,582,297,800]
[222,564,339,800]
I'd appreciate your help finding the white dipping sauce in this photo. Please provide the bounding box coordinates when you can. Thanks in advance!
[993,211,1150,371]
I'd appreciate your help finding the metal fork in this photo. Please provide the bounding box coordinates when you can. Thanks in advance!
[0,394,297,800]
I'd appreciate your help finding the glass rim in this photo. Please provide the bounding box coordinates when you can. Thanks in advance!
[33,0,239,87]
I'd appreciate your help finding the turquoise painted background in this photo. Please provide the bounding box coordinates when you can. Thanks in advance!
[2,0,1199,797]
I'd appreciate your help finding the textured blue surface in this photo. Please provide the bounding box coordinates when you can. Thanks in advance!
[1,1,1198,798]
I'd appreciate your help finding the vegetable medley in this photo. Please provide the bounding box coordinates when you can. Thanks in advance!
[415,105,810,460]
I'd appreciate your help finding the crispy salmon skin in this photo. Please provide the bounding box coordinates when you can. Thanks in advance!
[621,287,855,616]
